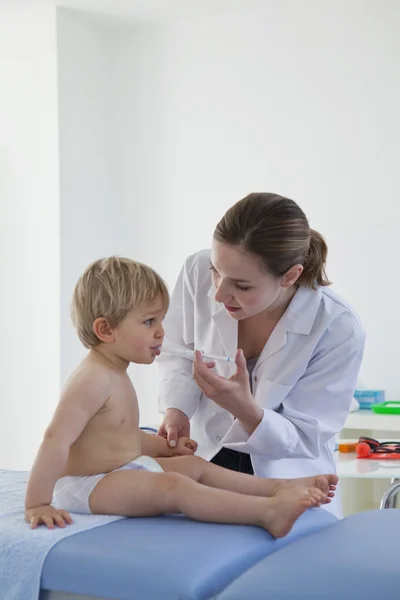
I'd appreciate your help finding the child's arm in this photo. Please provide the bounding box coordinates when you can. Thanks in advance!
[140,430,197,458]
[25,369,110,527]
[139,431,175,457]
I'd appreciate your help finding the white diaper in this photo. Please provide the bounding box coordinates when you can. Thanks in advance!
[52,455,164,515]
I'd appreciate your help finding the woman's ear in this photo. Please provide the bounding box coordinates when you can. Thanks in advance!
[93,317,115,344]
[282,264,303,288]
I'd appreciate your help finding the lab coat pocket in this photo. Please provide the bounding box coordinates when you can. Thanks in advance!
[254,379,294,411]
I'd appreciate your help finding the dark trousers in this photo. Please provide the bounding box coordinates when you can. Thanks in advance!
[210,447,254,475]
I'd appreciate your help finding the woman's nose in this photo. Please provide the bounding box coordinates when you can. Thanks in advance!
[214,282,232,304]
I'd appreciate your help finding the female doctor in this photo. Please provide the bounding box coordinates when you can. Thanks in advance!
[157,192,365,516]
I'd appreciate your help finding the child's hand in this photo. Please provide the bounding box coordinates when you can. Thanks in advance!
[25,505,73,530]
[169,436,198,457]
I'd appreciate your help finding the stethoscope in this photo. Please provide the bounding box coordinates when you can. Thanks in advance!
[357,436,400,459]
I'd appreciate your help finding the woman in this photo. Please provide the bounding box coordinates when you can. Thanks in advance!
[157,193,365,516]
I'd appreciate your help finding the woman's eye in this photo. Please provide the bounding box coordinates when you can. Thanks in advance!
[236,284,251,291]
[210,266,220,278]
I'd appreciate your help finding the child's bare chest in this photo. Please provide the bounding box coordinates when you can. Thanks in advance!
[93,382,139,434]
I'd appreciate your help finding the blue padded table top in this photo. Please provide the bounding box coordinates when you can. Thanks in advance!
[218,509,400,600]
[41,509,337,600]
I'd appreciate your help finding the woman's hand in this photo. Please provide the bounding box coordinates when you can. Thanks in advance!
[157,408,191,448]
[168,436,198,457]
[193,349,263,433]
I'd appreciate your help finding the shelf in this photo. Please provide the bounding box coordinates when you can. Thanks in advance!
[343,410,400,433]
[336,449,400,479]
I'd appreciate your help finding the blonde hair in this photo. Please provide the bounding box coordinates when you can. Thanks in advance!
[71,256,169,348]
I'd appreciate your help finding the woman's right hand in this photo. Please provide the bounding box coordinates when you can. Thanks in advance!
[157,408,191,448]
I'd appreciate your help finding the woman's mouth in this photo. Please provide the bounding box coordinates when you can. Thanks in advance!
[224,305,241,313]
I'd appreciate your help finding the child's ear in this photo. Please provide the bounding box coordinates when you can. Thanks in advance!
[93,318,115,344]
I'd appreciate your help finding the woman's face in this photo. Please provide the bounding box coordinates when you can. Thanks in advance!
[210,240,284,320]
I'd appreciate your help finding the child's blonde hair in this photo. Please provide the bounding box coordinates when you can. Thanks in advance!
[71,256,169,349]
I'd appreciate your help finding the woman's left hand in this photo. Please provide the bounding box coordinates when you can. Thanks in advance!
[193,349,260,422]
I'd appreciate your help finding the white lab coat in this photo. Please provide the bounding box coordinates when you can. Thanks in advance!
[158,250,366,516]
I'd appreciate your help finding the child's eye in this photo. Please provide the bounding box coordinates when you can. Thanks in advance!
[144,318,154,326]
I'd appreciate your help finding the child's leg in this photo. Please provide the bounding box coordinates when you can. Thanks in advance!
[157,456,337,501]
[88,470,324,538]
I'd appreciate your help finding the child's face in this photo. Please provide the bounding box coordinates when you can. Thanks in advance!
[112,294,167,365]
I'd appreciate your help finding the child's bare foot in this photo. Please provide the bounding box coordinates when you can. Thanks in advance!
[272,474,338,504]
[290,474,338,502]
[259,486,325,539]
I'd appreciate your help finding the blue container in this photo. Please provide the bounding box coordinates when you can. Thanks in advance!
[354,389,385,410]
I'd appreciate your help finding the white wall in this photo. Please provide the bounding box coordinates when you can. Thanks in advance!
[57,8,119,384]
[3,1,397,461]
[0,4,60,469]
[57,10,162,425]
[112,0,400,425]
[110,24,170,425]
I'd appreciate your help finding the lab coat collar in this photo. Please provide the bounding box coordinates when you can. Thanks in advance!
[207,284,322,362]
[285,285,322,335]
[256,286,322,365]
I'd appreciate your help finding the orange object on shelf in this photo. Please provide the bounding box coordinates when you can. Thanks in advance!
[338,442,358,453]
